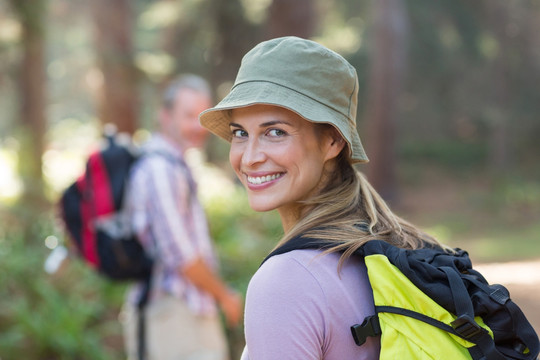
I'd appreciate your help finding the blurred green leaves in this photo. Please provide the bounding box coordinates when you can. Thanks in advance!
[0,159,283,358]
[0,213,126,359]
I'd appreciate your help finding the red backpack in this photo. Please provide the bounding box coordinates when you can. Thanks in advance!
[59,133,152,281]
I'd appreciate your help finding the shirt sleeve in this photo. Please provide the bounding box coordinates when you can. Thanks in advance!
[243,254,328,360]
[143,157,199,268]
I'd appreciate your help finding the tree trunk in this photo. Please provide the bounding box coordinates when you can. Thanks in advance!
[210,0,254,87]
[90,0,138,134]
[364,0,408,203]
[485,2,511,173]
[266,0,316,39]
[10,0,48,209]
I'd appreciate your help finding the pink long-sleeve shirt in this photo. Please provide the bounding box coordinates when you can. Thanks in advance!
[241,249,380,360]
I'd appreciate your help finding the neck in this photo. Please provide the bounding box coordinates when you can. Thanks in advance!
[278,203,308,235]
[159,131,186,154]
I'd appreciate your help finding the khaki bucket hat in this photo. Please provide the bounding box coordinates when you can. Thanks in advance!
[199,36,369,163]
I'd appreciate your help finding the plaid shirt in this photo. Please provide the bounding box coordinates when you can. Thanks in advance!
[125,134,218,316]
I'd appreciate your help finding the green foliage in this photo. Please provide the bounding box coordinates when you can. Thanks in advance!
[0,212,126,359]
[400,140,488,168]
[0,178,282,359]
[400,167,540,264]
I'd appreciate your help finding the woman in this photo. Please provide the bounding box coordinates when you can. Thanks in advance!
[200,36,443,360]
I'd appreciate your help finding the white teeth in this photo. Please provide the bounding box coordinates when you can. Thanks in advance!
[247,173,282,185]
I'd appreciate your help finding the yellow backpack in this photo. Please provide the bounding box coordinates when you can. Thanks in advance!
[265,237,539,360]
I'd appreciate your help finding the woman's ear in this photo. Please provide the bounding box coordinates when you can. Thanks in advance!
[323,128,346,162]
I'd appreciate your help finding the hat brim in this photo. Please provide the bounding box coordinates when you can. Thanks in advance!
[200,81,368,164]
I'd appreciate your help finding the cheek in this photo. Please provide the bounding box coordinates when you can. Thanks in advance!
[229,147,242,175]
[295,148,327,185]
[168,116,182,134]
[187,121,207,138]
[177,117,190,133]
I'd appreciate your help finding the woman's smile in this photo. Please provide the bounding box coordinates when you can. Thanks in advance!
[246,172,285,186]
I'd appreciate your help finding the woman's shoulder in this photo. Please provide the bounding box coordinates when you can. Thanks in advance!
[259,248,365,279]
[255,249,341,282]
[245,249,379,359]
[249,248,369,306]
[249,249,328,295]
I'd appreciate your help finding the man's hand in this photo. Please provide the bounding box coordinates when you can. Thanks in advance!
[217,289,243,327]
[182,257,244,327]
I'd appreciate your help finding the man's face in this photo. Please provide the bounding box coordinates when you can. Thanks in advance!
[162,88,212,149]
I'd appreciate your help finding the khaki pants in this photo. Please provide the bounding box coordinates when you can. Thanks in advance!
[120,295,229,360]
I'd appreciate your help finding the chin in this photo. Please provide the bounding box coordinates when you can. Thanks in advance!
[248,199,277,213]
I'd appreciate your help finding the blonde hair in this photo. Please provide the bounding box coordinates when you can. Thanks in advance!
[275,151,446,267]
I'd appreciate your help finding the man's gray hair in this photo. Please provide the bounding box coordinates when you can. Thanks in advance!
[162,74,212,109]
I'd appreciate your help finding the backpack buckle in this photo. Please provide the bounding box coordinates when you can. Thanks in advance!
[351,315,381,346]
[451,315,484,339]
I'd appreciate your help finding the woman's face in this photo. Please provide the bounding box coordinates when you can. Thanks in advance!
[229,104,343,221]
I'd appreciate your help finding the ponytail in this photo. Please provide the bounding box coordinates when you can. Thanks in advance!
[276,152,445,266]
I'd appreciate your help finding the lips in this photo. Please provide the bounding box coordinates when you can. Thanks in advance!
[246,172,284,185]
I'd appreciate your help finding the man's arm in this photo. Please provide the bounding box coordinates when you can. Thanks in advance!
[182,256,243,327]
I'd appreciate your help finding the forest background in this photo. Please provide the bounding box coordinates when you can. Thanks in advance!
[1,0,539,358]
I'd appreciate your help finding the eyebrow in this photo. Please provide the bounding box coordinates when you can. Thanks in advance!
[229,120,292,128]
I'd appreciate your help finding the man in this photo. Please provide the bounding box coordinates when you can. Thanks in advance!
[121,74,242,360]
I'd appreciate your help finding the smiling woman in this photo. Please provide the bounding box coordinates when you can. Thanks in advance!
[198,36,445,360]
[228,105,343,225]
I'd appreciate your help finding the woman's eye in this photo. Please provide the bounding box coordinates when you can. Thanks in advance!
[267,129,286,137]
[231,129,247,138]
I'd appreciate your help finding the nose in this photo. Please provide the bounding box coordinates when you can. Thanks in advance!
[242,137,266,167]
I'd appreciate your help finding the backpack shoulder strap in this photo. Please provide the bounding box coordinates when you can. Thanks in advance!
[262,226,377,266]
[261,234,339,266]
